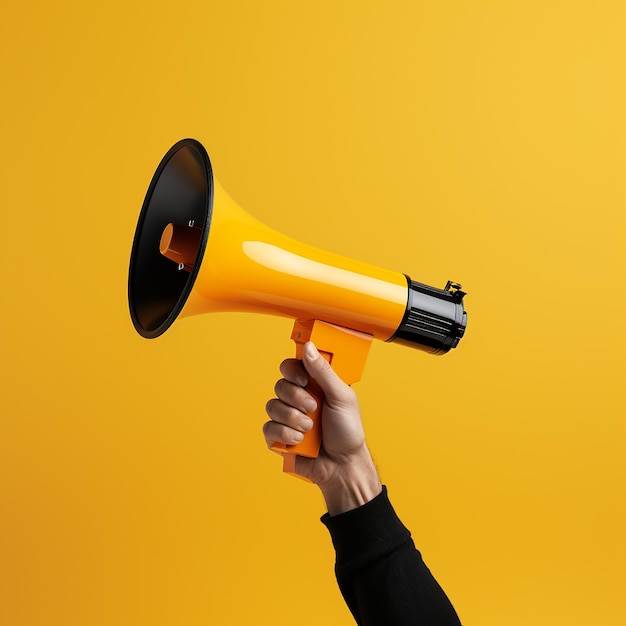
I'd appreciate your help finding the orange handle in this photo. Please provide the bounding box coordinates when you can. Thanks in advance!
[271,319,373,476]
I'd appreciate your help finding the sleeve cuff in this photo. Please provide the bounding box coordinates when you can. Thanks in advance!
[320,485,414,577]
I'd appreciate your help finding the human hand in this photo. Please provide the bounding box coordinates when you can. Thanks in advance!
[264,341,381,514]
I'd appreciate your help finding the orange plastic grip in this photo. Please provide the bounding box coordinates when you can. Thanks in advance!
[271,319,373,476]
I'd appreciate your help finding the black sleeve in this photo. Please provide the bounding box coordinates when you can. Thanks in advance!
[321,486,461,626]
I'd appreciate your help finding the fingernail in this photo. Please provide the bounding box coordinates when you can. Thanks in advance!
[303,398,317,414]
[293,431,304,442]
[296,373,309,387]
[302,417,314,431]
[304,341,319,360]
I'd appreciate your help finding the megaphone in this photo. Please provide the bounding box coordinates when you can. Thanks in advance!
[128,139,467,471]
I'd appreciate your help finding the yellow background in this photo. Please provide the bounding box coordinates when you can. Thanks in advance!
[1,1,624,624]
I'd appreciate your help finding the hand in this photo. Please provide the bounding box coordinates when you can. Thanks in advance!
[264,341,382,515]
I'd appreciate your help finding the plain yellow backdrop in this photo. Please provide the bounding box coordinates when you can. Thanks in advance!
[1,1,624,625]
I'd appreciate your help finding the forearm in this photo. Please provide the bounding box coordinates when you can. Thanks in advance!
[317,446,382,516]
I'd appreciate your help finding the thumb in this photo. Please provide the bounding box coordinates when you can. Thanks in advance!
[302,341,349,401]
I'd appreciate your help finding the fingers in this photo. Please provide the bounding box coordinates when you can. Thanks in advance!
[262,418,308,448]
[273,377,317,413]
[263,368,316,449]
[278,358,309,387]
[262,401,314,449]
[265,393,315,430]
[301,342,354,403]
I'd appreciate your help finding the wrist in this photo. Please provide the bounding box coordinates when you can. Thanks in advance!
[318,446,382,516]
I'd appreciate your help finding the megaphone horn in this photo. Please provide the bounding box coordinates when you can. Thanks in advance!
[128,139,468,472]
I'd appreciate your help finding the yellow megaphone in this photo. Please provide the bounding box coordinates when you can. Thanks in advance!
[128,139,467,472]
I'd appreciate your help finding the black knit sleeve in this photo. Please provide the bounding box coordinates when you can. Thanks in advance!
[321,486,461,626]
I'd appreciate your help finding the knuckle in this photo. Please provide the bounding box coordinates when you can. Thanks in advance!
[278,359,293,375]
[338,384,357,402]
[345,387,358,403]
[262,422,274,448]
[287,406,302,425]
[273,378,285,397]
[279,358,300,379]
